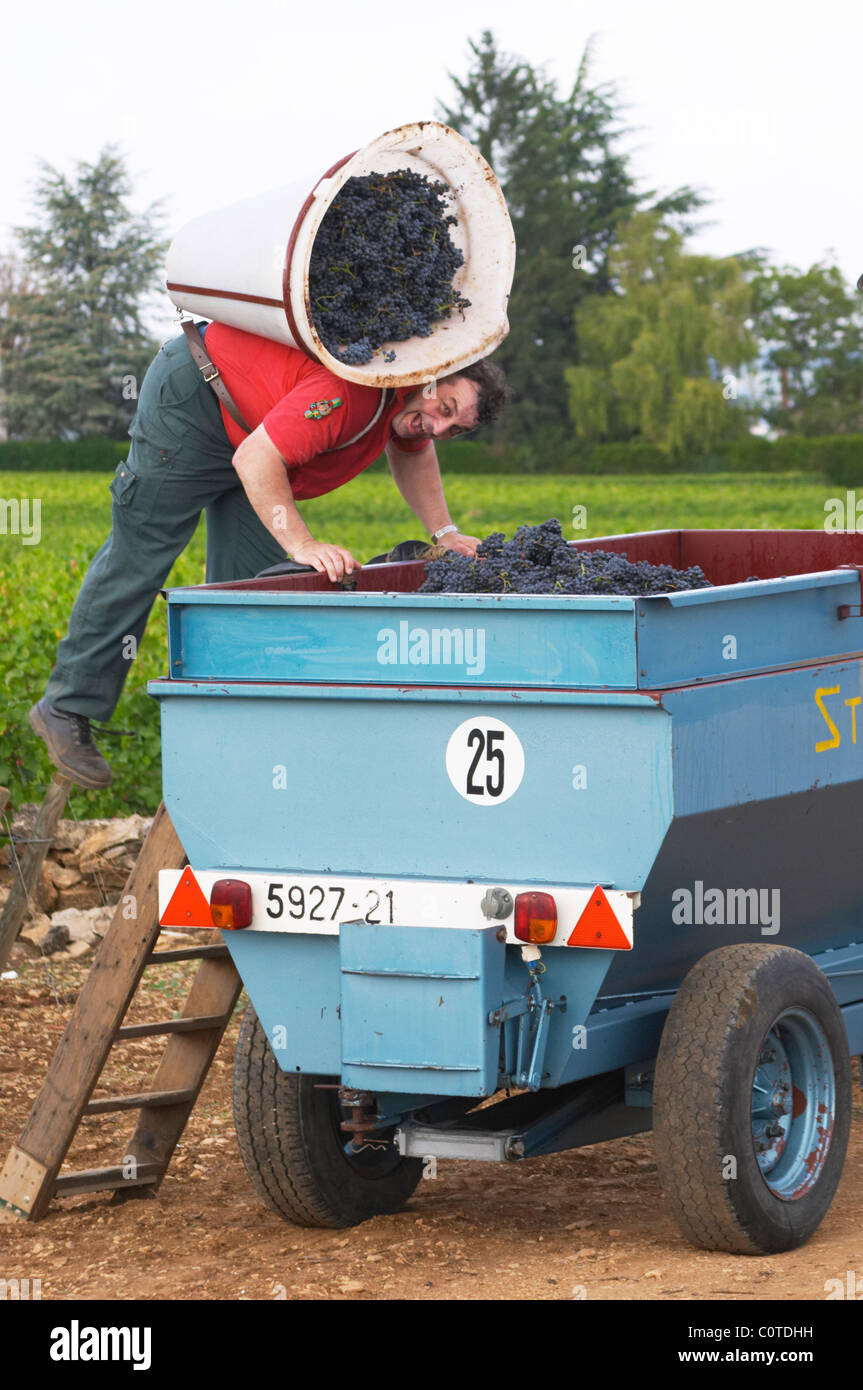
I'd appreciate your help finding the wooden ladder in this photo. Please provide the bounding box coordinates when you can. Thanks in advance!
[0,803,243,1222]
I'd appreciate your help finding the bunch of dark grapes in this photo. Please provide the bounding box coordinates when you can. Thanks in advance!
[419,519,713,596]
[309,168,471,366]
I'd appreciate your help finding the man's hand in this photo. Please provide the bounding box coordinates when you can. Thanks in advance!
[290,538,360,583]
[232,428,360,583]
[439,531,481,557]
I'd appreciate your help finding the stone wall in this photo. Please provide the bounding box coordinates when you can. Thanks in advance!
[0,805,153,959]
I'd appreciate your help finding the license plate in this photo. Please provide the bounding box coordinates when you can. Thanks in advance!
[261,878,397,929]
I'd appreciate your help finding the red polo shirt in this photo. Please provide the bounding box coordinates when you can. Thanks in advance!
[203,323,427,500]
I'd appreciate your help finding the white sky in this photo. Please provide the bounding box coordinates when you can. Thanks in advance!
[3,0,862,336]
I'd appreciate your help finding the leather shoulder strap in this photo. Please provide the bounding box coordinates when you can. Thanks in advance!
[182,321,254,435]
[183,319,394,455]
[327,387,395,452]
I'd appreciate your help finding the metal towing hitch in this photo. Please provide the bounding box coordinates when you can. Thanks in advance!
[490,959,567,1093]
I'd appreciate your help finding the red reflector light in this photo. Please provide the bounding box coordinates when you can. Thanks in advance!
[160,868,213,928]
[514,891,557,944]
[567,885,632,950]
[209,879,253,930]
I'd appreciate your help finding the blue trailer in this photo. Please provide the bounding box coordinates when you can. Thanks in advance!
[151,528,863,1254]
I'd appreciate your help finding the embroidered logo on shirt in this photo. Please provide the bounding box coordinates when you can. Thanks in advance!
[304,397,343,420]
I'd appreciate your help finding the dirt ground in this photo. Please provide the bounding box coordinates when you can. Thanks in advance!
[1,950,861,1303]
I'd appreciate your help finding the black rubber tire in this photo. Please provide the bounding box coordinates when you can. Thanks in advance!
[653,943,851,1254]
[232,1004,423,1228]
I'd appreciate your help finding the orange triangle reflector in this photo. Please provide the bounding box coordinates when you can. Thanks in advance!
[567,885,632,950]
[159,868,213,928]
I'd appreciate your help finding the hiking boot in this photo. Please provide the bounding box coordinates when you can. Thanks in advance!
[28,698,112,789]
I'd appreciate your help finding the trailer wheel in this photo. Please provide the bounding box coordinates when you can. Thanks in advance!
[653,943,851,1254]
[232,1005,423,1228]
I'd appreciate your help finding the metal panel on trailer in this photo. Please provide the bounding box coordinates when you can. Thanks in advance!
[602,654,863,998]
[149,681,672,890]
[163,531,863,694]
[679,528,863,583]
[635,572,863,688]
[224,931,342,1074]
[664,655,863,811]
[575,528,863,585]
[164,589,638,689]
[339,922,506,1096]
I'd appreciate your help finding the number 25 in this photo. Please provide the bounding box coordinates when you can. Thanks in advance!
[466,728,505,797]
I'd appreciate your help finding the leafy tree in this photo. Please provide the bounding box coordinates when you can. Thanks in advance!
[749,261,863,435]
[438,31,703,439]
[0,146,167,439]
[564,211,758,457]
[0,256,37,439]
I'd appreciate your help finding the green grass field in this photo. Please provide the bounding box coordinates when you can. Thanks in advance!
[0,469,836,816]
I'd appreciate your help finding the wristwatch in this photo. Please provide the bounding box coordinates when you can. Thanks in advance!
[432,524,460,542]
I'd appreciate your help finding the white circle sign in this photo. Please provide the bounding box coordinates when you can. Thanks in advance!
[445,716,525,805]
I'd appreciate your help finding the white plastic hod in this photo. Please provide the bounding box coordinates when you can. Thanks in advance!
[165,121,515,388]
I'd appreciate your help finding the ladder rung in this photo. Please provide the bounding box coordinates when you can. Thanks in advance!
[146,945,229,964]
[53,1162,163,1197]
[84,1088,197,1115]
[115,1014,228,1040]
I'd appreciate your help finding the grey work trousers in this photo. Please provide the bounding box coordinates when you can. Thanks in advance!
[43,330,286,721]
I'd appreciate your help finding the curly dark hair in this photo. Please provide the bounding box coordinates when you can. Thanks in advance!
[440,358,508,430]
